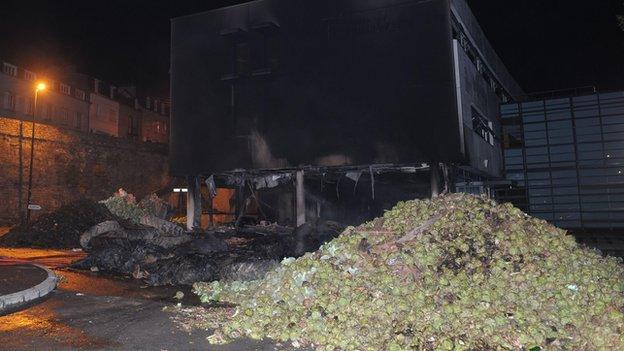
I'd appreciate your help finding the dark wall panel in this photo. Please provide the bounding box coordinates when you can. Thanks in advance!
[171,0,461,175]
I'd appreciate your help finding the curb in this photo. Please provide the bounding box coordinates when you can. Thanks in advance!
[0,264,58,314]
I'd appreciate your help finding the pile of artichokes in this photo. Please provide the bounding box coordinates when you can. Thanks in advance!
[100,189,164,223]
[193,194,624,350]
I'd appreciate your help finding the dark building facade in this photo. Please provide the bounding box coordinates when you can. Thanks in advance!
[170,0,522,228]
[170,0,522,177]
[500,90,624,230]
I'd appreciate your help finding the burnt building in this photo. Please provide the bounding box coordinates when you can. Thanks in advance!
[170,0,523,228]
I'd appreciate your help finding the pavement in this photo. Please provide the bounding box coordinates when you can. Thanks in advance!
[0,247,298,351]
[0,262,58,315]
[0,290,291,351]
[0,264,48,295]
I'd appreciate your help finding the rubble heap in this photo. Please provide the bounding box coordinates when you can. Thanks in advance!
[0,199,115,248]
[193,194,624,351]
[76,220,343,286]
[75,190,344,285]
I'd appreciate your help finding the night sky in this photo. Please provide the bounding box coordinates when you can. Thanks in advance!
[1,0,623,97]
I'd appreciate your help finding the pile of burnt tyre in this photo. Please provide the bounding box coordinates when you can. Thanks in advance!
[73,189,344,286]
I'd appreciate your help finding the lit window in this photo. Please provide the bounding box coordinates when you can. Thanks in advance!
[24,70,36,81]
[2,63,17,77]
[60,83,71,95]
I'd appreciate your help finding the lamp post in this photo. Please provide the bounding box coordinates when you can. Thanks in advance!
[25,82,46,223]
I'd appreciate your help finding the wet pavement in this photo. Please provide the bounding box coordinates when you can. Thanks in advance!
[0,264,47,295]
[0,247,290,351]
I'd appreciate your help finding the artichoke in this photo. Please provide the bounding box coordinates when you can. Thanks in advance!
[192,194,624,351]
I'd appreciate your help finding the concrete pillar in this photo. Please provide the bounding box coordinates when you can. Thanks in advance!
[295,170,306,227]
[430,163,440,198]
[186,176,202,231]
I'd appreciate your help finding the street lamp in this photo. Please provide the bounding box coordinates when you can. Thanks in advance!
[25,82,46,223]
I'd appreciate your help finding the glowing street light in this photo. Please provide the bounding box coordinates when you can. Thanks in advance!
[25,81,47,223]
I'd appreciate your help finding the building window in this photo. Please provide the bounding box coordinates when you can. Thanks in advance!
[16,96,24,113]
[156,121,168,134]
[3,91,16,110]
[128,115,139,136]
[75,112,83,130]
[24,70,36,81]
[60,83,71,95]
[44,103,53,121]
[2,63,17,77]
[25,97,33,115]
[146,97,151,110]
[60,108,69,125]
[236,42,250,74]
[472,107,495,145]
[75,89,86,100]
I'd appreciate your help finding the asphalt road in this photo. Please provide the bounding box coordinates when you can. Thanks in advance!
[0,247,292,351]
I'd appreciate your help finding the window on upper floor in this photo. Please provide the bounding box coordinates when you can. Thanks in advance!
[128,115,140,136]
[236,42,250,74]
[472,107,495,146]
[25,97,33,115]
[60,108,69,125]
[75,89,86,100]
[60,83,71,95]
[2,63,17,77]
[75,112,83,130]
[3,91,15,110]
[24,70,36,81]
[44,103,53,121]
[16,96,24,113]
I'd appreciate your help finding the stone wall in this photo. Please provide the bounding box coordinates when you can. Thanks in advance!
[0,117,169,225]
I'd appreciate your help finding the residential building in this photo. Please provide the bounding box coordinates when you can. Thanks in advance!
[0,60,170,144]
[89,79,120,136]
[141,99,169,144]
[0,61,90,132]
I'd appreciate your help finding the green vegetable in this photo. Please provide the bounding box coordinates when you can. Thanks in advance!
[193,194,624,350]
